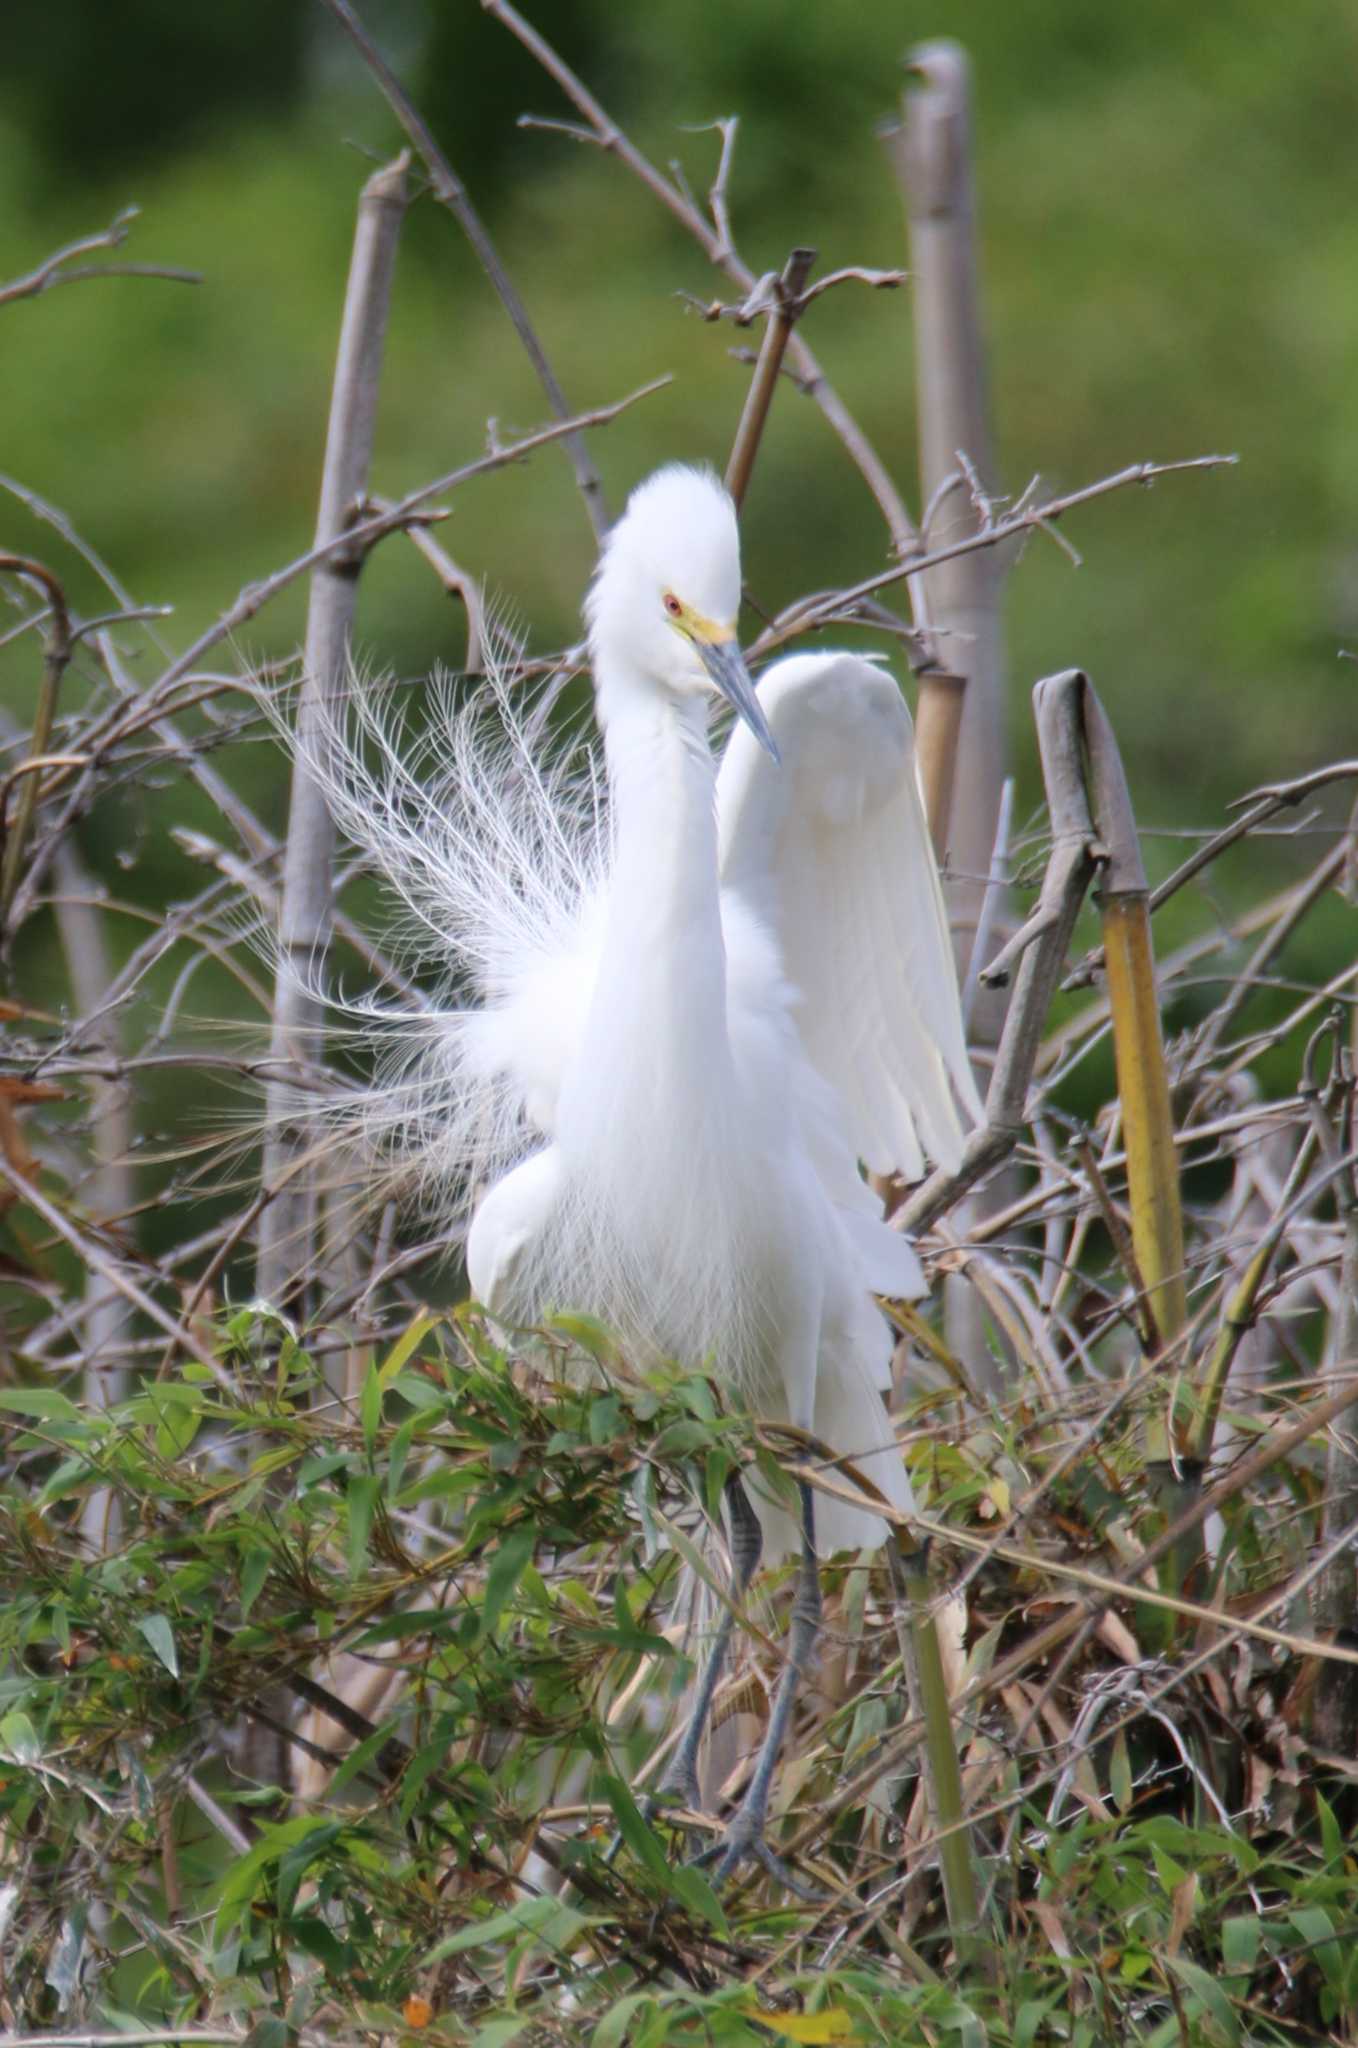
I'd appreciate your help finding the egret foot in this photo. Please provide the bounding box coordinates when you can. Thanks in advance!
[641,1771,701,1832]
[693,1801,822,1901]
[686,1477,824,1901]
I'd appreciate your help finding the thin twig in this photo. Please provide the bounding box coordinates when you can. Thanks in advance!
[486,0,919,554]
[318,0,609,540]
[724,247,816,510]
[0,1154,234,1391]
[4,382,668,930]
[0,207,200,308]
[1065,759,1358,989]
[0,553,73,925]
[750,455,1237,659]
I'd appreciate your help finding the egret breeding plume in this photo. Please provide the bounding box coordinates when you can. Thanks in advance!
[301,464,980,1883]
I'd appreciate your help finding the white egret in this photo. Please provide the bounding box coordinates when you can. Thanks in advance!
[302,464,980,1884]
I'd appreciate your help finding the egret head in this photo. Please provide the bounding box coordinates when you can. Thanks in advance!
[587,464,777,758]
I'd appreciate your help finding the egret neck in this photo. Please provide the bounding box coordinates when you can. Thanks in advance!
[588,684,729,1086]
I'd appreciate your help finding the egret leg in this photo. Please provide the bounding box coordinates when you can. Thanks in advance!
[650,1473,763,1814]
[698,1477,822,1895]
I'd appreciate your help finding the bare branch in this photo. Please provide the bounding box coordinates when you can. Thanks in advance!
[0,553,74,927]
[0,1153,235,1391]
[751,454,1237,658]
[318,0,610,541]
[724,247,817,511]
[0,208,200,308]
[3,381,667,930]
[486,0,919,553]
[365,495,485,669]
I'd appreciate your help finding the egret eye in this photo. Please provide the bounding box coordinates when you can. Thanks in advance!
[662,593,683,619]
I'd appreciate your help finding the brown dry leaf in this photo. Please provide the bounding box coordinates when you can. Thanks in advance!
[1245,1748,1274,1817]
[1095,1611,1141,1664]
[1030,1899,1073,1958]
[0,1100,36,1213]
[1167,1871,1198,1955]
[0,1076,64,1104]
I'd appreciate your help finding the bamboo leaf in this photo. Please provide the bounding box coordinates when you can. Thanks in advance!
[137,1613,179,1678]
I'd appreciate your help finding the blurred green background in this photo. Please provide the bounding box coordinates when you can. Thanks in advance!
[2,0,1355,1118]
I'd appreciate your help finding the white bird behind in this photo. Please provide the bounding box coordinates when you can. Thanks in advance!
[298,467,979,1560]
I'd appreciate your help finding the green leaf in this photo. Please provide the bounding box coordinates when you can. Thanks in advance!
[1015,2000,1058,2048]
[1316,1789,1344,1869]
[0,1710,41,1764]
[239,1540,271,1619]
[601,1773,670,1884]
[324,1722,394,1804]
[1220,1913,1260,1983]
[242,2021,290,2048]
[1290,1905,1343,1988]
[591,1993,657,2048]
[288,1914,350,1972]
[387,1412,419,1502]
[379,1310,440,1383]
[0,1387,80,1421]
[587,1393,623,1445]
[215,1816,345,1942]
[137,1613,179,1678]
[277,1822,345,1919]
[652,1418,716,1459]
[144,1383,203,1458]
[424,1893,599,1963]
[1163,1954,1240,2045]
[472,2021,530,2048]
[477,1527,534,1640]
[668,1863,728,1936]
[544,1310,624,1364]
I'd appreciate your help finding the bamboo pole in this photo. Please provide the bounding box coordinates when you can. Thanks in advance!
[1076,683,1198,1602]
[913,668,965,858]
[892,42,1008,947]
[891,1538,984,1959]
[892,43,1012,1394]
[256,154,408,1311]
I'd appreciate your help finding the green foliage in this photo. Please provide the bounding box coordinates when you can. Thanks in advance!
[1,1307,1355,2042]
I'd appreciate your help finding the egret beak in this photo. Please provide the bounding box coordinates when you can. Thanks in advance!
[697,636,780,763]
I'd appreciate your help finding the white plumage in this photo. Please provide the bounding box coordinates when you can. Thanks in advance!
[295,463,979,1878]
[304,465,977,1555]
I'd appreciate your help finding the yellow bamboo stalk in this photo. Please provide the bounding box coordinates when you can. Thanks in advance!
[1100,894,1188,1355]
[1081,683,1197,1605]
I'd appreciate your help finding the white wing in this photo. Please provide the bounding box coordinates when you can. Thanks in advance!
[717,651,981,1180]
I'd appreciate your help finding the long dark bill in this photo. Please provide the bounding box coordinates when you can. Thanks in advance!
[698,637,780,763]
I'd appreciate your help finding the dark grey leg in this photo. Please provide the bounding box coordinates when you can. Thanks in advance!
[650,1472,763,1812]
[700,1477,822,1894]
